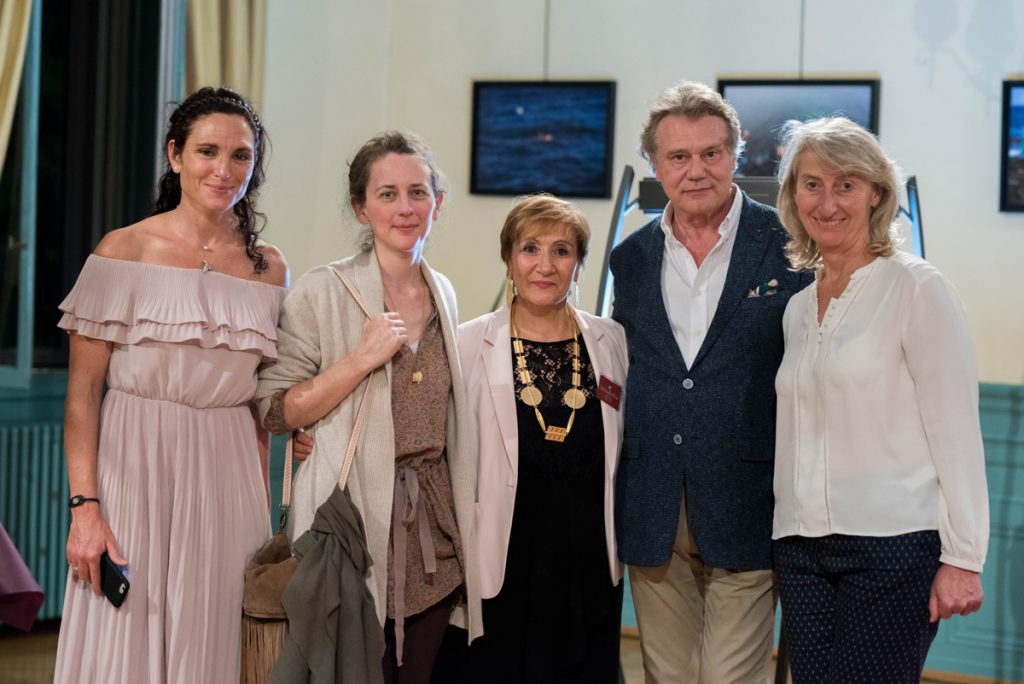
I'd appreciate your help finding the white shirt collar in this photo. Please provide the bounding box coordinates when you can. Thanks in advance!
[658,184,743,246]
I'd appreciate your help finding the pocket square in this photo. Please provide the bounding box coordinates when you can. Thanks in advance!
[747,278,781,298]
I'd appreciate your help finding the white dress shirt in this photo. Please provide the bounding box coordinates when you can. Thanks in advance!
[660,186,743,368]
[773,251,989,572]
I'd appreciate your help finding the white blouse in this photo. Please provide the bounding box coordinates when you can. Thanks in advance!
[773,251,988,572]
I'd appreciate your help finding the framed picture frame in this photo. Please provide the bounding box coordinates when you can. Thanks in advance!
[717,78,880,177]
[470,80,616,198]
[1000,80,1024,211]
[901,176,925,257]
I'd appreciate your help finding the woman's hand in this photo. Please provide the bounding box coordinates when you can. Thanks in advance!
[293,429,315,462]
[66,505,127,596]
[353,312,407,371]
[929,563,983,622]
[277,312,405,430]
[64,331,120,596]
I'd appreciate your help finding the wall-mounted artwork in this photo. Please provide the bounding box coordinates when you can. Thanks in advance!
[717,79,880,177]
[1000,80,1024,211]
[470,81,616,198]
[901,176,925,258]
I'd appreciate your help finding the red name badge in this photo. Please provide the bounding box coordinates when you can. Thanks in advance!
[598,375,622,410]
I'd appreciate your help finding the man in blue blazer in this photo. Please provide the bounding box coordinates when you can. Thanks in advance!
[611,81,812,683]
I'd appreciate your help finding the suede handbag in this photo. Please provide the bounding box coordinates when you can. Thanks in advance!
[240,438,298,684]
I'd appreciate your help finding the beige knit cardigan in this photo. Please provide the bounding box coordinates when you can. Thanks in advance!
[255,248,482,641]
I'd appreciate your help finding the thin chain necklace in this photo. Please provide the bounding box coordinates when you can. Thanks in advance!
[510,302,587,443]
[200,244,213,272]
[383,278,431,384]
[180,220,231,273]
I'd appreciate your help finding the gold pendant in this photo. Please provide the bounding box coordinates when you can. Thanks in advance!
[520,385,543,407]
[563,388,586,410]
[544,425,568,442]
[411,370,424,384]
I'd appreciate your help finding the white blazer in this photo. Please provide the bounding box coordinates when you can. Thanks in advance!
[458,304,628,599]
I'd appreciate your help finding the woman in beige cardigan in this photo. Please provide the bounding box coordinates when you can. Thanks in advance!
[255,132,480,684]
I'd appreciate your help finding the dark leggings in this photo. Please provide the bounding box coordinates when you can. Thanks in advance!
[774,532,941,684]
[383,587,461,684]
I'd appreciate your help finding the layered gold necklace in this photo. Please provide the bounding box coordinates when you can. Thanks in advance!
[511,303,587,443]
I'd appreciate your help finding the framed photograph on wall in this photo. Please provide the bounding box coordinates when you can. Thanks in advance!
[717,79,880,176]
[470,80,616,198]
[1000,80,1024,211]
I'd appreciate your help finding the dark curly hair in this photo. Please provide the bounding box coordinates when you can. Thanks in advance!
[153,87,269,273]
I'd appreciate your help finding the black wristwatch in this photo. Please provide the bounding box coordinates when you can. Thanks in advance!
[68,495,100,509]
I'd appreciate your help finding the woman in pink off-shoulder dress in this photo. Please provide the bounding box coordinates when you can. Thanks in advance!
[52,87,295,683]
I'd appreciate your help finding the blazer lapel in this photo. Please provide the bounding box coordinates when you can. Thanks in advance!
[481,307,519,475]
[635,224,690,376]
[575,312,619,483]
[691,196,771,369]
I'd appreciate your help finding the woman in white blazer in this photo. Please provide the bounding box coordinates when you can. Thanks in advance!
[457,194,628,683]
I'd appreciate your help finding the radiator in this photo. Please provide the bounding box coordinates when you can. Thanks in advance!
[0,423,70,622]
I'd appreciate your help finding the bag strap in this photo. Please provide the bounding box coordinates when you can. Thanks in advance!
[330,266,372,318]
[278,397,366,530]
[277,437,294,533]
[330,265,374,490]
[338,378,371,490]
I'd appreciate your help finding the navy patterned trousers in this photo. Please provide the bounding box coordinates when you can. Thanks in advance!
[773,531,941,684]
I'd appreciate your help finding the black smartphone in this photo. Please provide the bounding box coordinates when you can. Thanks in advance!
[100,551,130,608]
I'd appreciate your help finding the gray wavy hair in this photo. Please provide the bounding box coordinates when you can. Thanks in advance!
[638,80,744,169]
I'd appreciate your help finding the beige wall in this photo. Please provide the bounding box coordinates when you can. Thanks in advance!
[261,0,1024,384]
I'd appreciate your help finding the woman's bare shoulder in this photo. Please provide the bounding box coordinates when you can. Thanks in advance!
[255,240,288,287]
[92,215,168,261]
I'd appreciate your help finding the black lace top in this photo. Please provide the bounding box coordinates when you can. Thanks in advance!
[511,337,603,482]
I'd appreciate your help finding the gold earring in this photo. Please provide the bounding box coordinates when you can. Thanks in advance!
[505,277,516,307]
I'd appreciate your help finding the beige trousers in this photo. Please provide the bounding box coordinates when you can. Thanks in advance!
[628,497,776,684]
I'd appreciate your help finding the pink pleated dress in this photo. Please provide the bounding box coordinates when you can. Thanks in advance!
[52,255,284,683]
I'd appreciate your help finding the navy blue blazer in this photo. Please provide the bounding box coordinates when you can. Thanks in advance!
[610,194,812,571]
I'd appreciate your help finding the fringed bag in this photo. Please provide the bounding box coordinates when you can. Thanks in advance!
[241,439,298,684]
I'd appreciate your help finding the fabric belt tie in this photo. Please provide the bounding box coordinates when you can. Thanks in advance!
[391,465,436,666]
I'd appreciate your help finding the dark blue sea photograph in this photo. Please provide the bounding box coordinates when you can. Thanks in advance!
[471,82,614,197]
[1003,85,1024,210]
[722,83,876,177]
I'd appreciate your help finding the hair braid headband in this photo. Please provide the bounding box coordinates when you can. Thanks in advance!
[171,91,262,139]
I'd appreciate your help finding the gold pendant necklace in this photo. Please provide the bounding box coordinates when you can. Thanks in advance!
[510,302,586,442]
[383,278,430,384]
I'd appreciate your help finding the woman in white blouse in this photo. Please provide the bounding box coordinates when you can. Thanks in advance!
[772,117,988,683]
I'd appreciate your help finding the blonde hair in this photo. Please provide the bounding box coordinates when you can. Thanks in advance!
[776,117,901,270]
[499,193,590,268]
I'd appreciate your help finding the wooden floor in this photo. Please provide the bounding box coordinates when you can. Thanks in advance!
[618,633,1006,684]
[0,625,58,684]
[0,624,1002,684]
